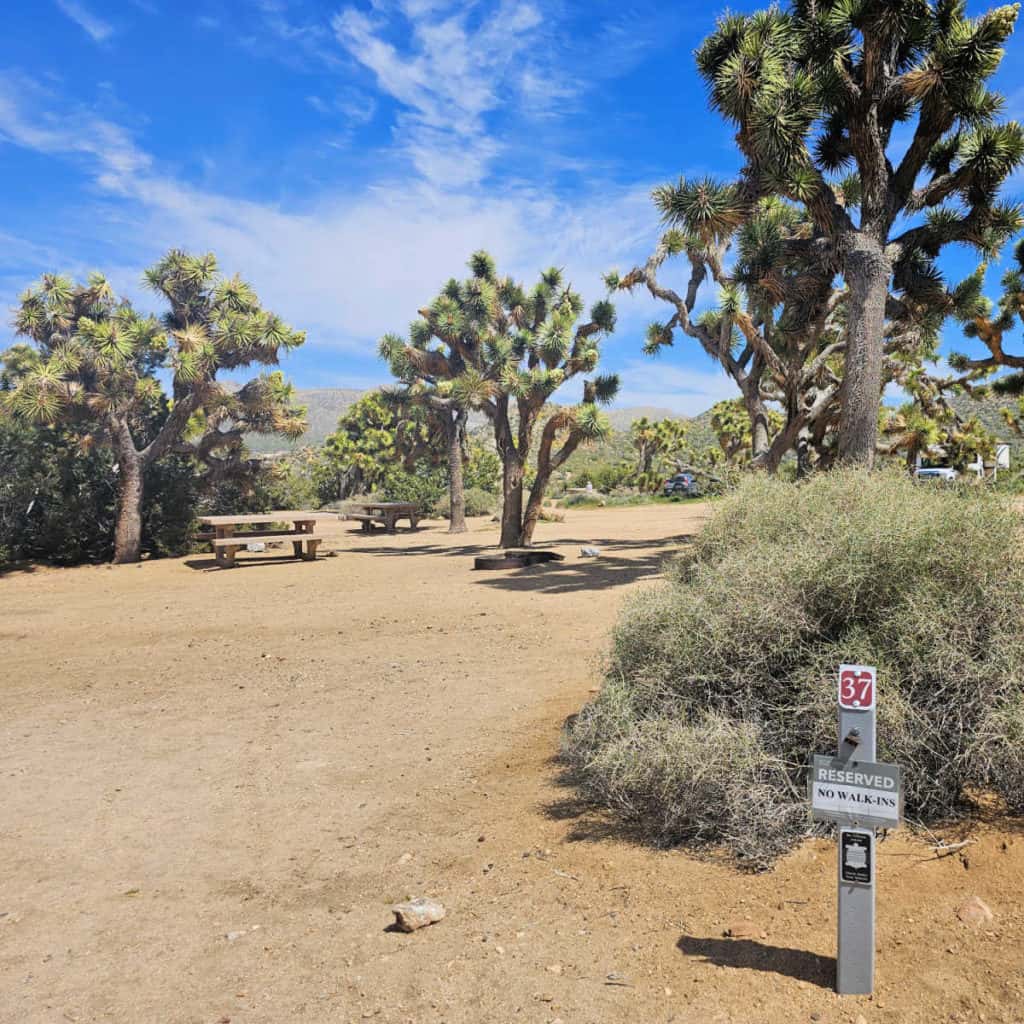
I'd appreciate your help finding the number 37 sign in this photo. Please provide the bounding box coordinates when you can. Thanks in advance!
[839,664,876,710]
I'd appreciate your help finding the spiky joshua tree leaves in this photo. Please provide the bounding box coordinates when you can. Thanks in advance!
[948,239,1024,434]
[2,252,305,562]
[691,0,1024,466]
[382,252,618,547]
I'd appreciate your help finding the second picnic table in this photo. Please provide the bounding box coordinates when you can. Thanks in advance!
[198,510,336,567]
[344,501,421,533]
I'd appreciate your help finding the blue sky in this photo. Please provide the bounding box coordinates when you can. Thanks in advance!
[1,1,1023,414]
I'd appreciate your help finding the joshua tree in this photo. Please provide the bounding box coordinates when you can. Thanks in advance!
[629,416,693,488]
[950,238,1024,433]
[2,252,305,562]
[382,252,618,547]
[612,197,847,473]
[690,1,1024,465]
[314,390,443,503]
[379,313,476,532]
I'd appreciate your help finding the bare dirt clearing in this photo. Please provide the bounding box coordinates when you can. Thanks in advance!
[2,504,1023,1024]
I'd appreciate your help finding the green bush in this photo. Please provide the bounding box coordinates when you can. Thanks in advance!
[464,441,501,494]
[563,469,1024,868]
[379,466,446,515]
[435,486,497,519]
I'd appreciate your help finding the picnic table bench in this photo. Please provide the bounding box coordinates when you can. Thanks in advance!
[343,501,420,534]
[198,511,336,568]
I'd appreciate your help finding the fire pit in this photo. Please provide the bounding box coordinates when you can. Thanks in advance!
[473,549,565,571]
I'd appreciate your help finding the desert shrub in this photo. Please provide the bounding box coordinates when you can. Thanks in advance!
[379,466,446,514]
[464,441,501,494]
[435,486,497,519]
[562,492,607,508]
[586,462,634,493]
[0,418,117,566]
[563,469,1024,868]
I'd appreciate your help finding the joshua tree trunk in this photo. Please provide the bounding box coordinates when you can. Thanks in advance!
[447,409,468,534]
[838,238,890,467]
[521,466,552,548]
[113,442,145,564]
[499,455,526,548]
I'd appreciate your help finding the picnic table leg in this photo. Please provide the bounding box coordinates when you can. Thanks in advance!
[302,539,321,561]
[385,512,398,534]
[223,544,238,568]
[214,525,234,568]
[410,514,420,530]
[291,520,314,559]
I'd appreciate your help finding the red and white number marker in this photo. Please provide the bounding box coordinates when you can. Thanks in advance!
[838,664,876,711]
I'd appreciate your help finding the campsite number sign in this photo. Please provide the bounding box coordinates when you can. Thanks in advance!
[807,664,902,996]
[838,663,875,711]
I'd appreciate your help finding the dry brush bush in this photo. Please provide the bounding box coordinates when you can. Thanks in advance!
[562,470,1024,868]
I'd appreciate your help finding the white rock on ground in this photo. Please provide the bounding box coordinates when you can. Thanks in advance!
[391,897,446,932]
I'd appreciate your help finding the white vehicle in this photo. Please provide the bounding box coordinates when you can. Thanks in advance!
[914,466,958,482]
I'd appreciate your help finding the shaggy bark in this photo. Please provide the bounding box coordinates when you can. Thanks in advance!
[446,408,468,534]
[112,424,145,564]
[838,238,890,467]
[499,454,526,548]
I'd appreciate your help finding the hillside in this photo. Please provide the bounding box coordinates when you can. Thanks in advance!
[246,387,690,454]
[245,387,363,453]
[949,391,1023,455]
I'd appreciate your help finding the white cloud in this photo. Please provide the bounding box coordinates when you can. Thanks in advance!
[0,72,150,179]
[0,75,662,364]
[332,1,566,188]
[54,0,114,43]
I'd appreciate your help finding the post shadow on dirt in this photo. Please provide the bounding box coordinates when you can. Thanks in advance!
[182,554,331,571]
[676,934,835,989]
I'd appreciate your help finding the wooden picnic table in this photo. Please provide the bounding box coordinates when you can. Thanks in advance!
[197,510,336,568]
[344,501,421,534]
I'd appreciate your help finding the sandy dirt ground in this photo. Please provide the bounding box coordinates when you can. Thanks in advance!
[2,503,1023,1024]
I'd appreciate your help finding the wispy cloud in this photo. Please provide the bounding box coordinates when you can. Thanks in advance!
[332,1,570,188]
[0,71,661,364]
[0,72,150,179]
[54,0,114,43]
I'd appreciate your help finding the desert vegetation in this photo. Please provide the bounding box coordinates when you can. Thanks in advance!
[563,470,1024,867]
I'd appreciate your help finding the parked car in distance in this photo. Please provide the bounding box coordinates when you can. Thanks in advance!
[914,466,958,482]
[664,472,700,498]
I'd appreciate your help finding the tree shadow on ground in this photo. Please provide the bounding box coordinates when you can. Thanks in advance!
[472,547,678,595]
[676,934,835,988]
[344,533,696,595]
[0,560,39,577]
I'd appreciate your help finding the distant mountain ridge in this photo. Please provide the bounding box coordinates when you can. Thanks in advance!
[245,387,686,453]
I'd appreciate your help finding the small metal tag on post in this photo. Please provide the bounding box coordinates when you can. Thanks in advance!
[836,664,876,995]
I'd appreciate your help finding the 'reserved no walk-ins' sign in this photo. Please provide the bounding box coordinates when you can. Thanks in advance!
[809,755,902,829]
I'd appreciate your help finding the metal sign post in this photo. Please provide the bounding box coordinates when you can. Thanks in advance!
[808,665,906,996]
[837,663,876,995]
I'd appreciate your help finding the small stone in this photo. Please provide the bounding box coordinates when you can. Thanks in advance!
[225,931,246,941]
[855,1016,868,1024]
[664,986,673,996]
[724,921,767,940]
[391,897,446,932]
[580,546,601,557]
[477,835,486,843]
[546,963,563,975]
[956,896,994,926]
[397,852,414,864]
[810,1015,821,1022]
[495,945,505,955]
